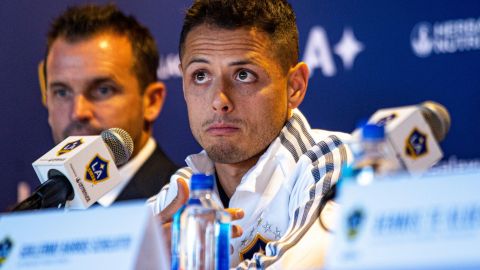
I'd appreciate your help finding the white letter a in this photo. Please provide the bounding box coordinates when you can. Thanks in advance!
[302,26,336,77]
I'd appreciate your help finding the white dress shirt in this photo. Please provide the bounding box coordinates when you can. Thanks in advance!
[98,137,156,207]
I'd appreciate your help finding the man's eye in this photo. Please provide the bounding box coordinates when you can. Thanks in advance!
[98,86,112,95]
[52,88,70,99]
[92,86,115,99]
[193,71,210,84]
[235,70,256,83]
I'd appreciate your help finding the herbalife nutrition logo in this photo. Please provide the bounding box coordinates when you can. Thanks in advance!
[411,17,480,57]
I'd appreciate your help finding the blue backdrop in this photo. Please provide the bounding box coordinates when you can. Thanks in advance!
[1,0,479,210]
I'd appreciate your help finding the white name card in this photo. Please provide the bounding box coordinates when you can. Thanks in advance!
[0,201,168,270]
[326,169,480,270]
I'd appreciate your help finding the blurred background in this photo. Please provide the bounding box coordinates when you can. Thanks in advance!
[1,0,479,210]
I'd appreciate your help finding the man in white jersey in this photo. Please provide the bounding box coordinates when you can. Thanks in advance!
[149,0,352,268]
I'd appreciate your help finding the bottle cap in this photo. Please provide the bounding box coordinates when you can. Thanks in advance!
[190,174,214,191]
[362,124,385,140]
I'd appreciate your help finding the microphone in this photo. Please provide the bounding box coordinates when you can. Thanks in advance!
[362,101,451,174]
[12,128,133,211]
[316,102,451,234]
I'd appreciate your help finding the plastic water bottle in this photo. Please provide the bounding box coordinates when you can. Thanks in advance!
[342,124,399,186]
[171,174,231,270]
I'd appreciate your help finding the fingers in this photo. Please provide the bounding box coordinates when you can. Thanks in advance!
[157,180,245,240]
[158,178,190,224]
[229,223,243,254]
[225,208,244,221]
[162,222,172,251]
[231,224,243,239]
[225,208,244,239]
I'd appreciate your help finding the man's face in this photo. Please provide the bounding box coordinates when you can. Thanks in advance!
[181,25,290,164]
[45,33,147,157]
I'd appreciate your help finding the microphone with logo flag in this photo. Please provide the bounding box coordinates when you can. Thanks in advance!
[318,101,451,233]
[12,128,134,211]
[359,100,451,174]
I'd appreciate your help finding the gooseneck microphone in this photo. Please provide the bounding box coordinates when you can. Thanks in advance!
[12,128,133,212]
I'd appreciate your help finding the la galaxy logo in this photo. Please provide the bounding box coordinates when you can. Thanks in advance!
[376,113,397,127]
[405,128,428,159]
[57,139,83,156]
[346,208,365,241]
[239,234,269,261]
[0,237,13,267]
[85,154,110,184]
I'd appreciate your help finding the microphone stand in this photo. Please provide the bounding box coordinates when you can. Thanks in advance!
[12,173,74,212]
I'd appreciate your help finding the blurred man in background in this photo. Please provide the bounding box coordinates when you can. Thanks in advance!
[42,4,178,206]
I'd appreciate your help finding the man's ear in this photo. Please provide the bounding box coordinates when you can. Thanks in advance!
[287,62,309,110]
[143,82,166,122]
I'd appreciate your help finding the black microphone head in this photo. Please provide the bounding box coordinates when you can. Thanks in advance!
[419,101,451,142]
[101,128,134,166]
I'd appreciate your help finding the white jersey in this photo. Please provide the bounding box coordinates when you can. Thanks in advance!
[148,109,352,269]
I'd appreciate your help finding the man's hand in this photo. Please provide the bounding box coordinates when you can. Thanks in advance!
[158,178,190,224]
[226,208,244,238]
[157,178,245,252]
[158,178,190,251]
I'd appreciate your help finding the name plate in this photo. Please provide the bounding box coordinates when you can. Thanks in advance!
[0,201,168,270]
[326,170,480,270]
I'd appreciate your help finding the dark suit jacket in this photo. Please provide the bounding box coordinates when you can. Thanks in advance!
[115,144,178,202]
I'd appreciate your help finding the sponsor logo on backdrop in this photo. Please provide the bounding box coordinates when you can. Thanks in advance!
[0,237,13,266]
[411,17,480,57]
[158,53,181,80]
[57,139,83,156]
[85,154,110,184]
[303,27,364,78]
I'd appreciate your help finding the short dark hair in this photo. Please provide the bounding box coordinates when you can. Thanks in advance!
[45,4,159,92]
[179,0,299,74]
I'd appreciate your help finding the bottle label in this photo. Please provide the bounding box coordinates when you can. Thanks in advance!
[216,222,231,270]
[171,205,185,270]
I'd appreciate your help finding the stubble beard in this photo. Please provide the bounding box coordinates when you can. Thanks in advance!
[198,123,283,165]
[193,109,288,164]
[204,142,247,164]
